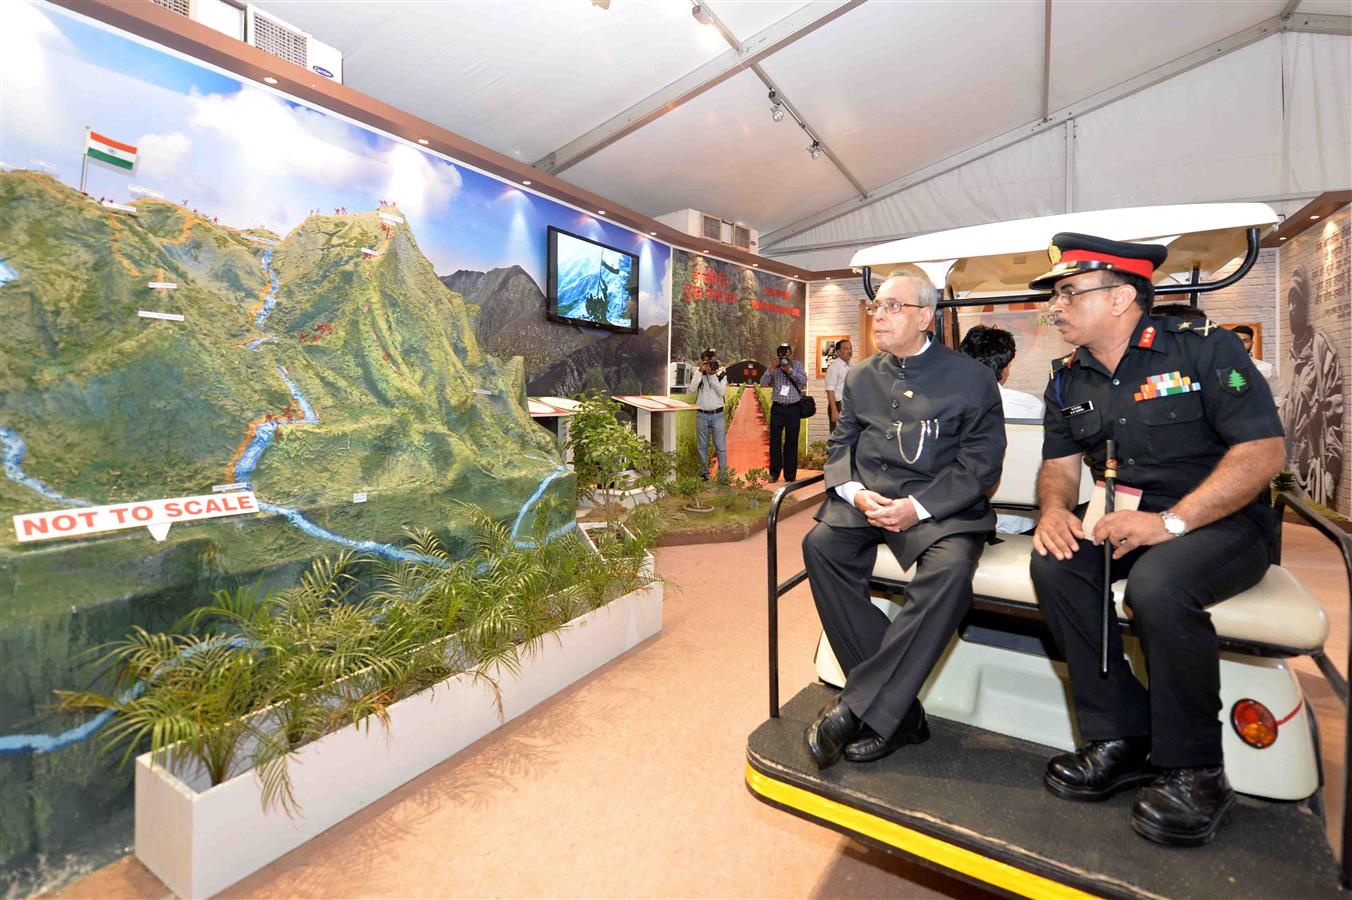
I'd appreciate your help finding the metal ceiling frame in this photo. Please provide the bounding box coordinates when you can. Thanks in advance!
[533,0,864,175]
[761,9,1351,252]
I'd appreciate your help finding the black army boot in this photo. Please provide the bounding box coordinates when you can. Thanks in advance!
[1044,737,1156,801]
[1130,766,1235,846]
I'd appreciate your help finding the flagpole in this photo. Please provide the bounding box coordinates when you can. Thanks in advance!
[79,125,90,194]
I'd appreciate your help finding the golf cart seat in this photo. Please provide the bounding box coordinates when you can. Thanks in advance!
[867,422,1329,656]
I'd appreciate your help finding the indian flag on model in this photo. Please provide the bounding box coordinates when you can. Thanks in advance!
[79,126,138,191]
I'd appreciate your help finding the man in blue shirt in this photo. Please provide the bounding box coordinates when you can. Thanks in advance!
[759,341,808,482]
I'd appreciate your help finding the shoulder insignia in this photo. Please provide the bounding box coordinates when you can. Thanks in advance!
[1177,318,1220,336]
[1050,349,1076,377]
[1138,325,1157,349]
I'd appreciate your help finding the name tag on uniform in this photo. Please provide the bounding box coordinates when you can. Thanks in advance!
[1061,401,1094,417]
[779,384,790,397]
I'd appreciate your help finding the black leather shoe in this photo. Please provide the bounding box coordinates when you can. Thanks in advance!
[1130,766,1235,846]
[843,704,930,763]
[804,699,861,769]
[1044,737,1156,801]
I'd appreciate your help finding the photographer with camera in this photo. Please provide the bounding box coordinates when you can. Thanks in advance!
[759,341,808,482]
[695,348,728,480]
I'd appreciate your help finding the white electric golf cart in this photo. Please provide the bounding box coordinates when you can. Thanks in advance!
[747,204,1352,898]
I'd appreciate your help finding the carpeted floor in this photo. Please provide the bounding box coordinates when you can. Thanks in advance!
[53,512,1348,899]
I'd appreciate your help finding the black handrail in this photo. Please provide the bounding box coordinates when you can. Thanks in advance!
[857,226,1264,309]
[1273,488,1352,888]
[766,473,825,719]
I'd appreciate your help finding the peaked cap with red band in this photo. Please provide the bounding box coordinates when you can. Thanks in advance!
[1029,232,1169,291]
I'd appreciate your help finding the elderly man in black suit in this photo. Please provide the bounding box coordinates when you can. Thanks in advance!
[801,272,1006,768]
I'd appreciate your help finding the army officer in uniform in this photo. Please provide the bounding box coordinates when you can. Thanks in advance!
[801,272,1005,768]
[1028,233,1285,846]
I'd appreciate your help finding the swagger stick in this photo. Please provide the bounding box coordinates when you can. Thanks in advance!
[1101,439,1118,676]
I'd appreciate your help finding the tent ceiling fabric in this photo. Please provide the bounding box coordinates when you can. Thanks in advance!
[255,0,1347,247]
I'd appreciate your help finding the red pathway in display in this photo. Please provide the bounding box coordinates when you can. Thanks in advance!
[724,389,770,476]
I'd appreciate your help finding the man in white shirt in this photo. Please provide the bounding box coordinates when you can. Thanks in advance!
[824,338,853,431]
[1229,325,1286,415]
[960,325,1044,534]
[694,348,728,479]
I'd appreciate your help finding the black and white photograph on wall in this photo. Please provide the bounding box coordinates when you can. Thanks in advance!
[1285,264,1345,508]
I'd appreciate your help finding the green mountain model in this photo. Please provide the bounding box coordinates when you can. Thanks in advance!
[0,170,566,573]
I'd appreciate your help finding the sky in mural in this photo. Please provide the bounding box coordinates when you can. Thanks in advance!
[0,0,671,326]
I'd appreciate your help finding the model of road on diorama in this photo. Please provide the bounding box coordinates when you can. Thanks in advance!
[748,203,1352,899]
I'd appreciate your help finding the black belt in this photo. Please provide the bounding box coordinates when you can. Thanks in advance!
[698,407,723,414]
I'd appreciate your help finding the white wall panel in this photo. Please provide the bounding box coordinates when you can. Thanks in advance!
[1283,32,1352,195]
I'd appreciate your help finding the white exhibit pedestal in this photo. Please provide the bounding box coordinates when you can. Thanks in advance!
[611,395,697,453]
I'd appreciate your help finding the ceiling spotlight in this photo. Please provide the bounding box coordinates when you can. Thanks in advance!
[522,179,532,186]
[691,1,711,25]
[1280,236,1288,241]
[597,209,606,215]
[807,141,824,160]
[1310,214,1321,220]
[263,76,278,85]
[417,138,429,145]
[769,90,784,123]
[649,230,657,235]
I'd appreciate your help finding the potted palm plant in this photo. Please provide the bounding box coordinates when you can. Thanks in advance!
[58,505,663,899]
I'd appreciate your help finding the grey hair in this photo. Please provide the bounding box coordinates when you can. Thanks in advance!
[881,271,940,309]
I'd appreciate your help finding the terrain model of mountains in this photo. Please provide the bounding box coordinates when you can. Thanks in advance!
[0,171,559,549]
[442,265,668,396]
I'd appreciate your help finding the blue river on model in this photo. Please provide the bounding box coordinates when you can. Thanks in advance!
[0,244,572,752]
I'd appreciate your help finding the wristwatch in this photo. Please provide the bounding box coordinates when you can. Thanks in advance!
[1160,510,1189,537]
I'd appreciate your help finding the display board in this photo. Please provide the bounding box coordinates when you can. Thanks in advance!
[669,250,805,383]
[0,3,666,891]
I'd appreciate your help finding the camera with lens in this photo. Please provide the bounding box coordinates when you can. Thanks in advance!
[778,356,790,368]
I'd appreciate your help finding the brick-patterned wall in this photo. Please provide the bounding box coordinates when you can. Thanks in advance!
[805,279,868,445]
[1196,248,1279,361]
[1279,205,1351,518]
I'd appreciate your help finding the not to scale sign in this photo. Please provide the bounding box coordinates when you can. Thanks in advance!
[13,491,259,543]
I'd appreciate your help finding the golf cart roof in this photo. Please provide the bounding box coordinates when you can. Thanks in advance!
[849,203,1280,295]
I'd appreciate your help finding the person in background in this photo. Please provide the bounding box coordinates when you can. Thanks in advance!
[759,341,808,482]
[1229,325,1286,415]
[801,272,1005,769]
[960,325,1043,534]
[1150,302,1206,322]
[824,338,854,431]
[695,348,728,480]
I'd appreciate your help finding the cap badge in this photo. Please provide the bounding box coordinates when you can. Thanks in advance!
[1048,241,1062,264]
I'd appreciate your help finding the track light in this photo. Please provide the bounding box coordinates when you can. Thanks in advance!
[691,1,711,25]
[807,141,823,160]
[769,90,784,123]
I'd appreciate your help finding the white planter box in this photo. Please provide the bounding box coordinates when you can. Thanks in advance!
[134,558,662,899]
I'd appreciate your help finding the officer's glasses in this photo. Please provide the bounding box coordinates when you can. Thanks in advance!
[865,300,925,316]
[1045,283,1117,308]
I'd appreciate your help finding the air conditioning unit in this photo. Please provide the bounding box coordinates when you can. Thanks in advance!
[247,5,343,84]
[148,1,344,84]
[655,209,759,254]
[150,0,245,40]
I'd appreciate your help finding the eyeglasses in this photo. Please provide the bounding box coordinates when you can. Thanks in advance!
[864,300,925,316]
[1045,283,1118,308]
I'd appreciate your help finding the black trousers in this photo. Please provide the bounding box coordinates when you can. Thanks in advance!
[768,402,802,481]
[1029,512,1269,768]
[803,522,984,737]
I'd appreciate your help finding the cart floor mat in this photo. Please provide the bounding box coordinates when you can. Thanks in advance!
[747,683,1341,899]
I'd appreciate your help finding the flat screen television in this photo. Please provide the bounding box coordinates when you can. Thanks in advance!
[546,226,640,334]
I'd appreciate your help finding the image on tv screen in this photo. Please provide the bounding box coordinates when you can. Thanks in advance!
[547,227,640,334]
